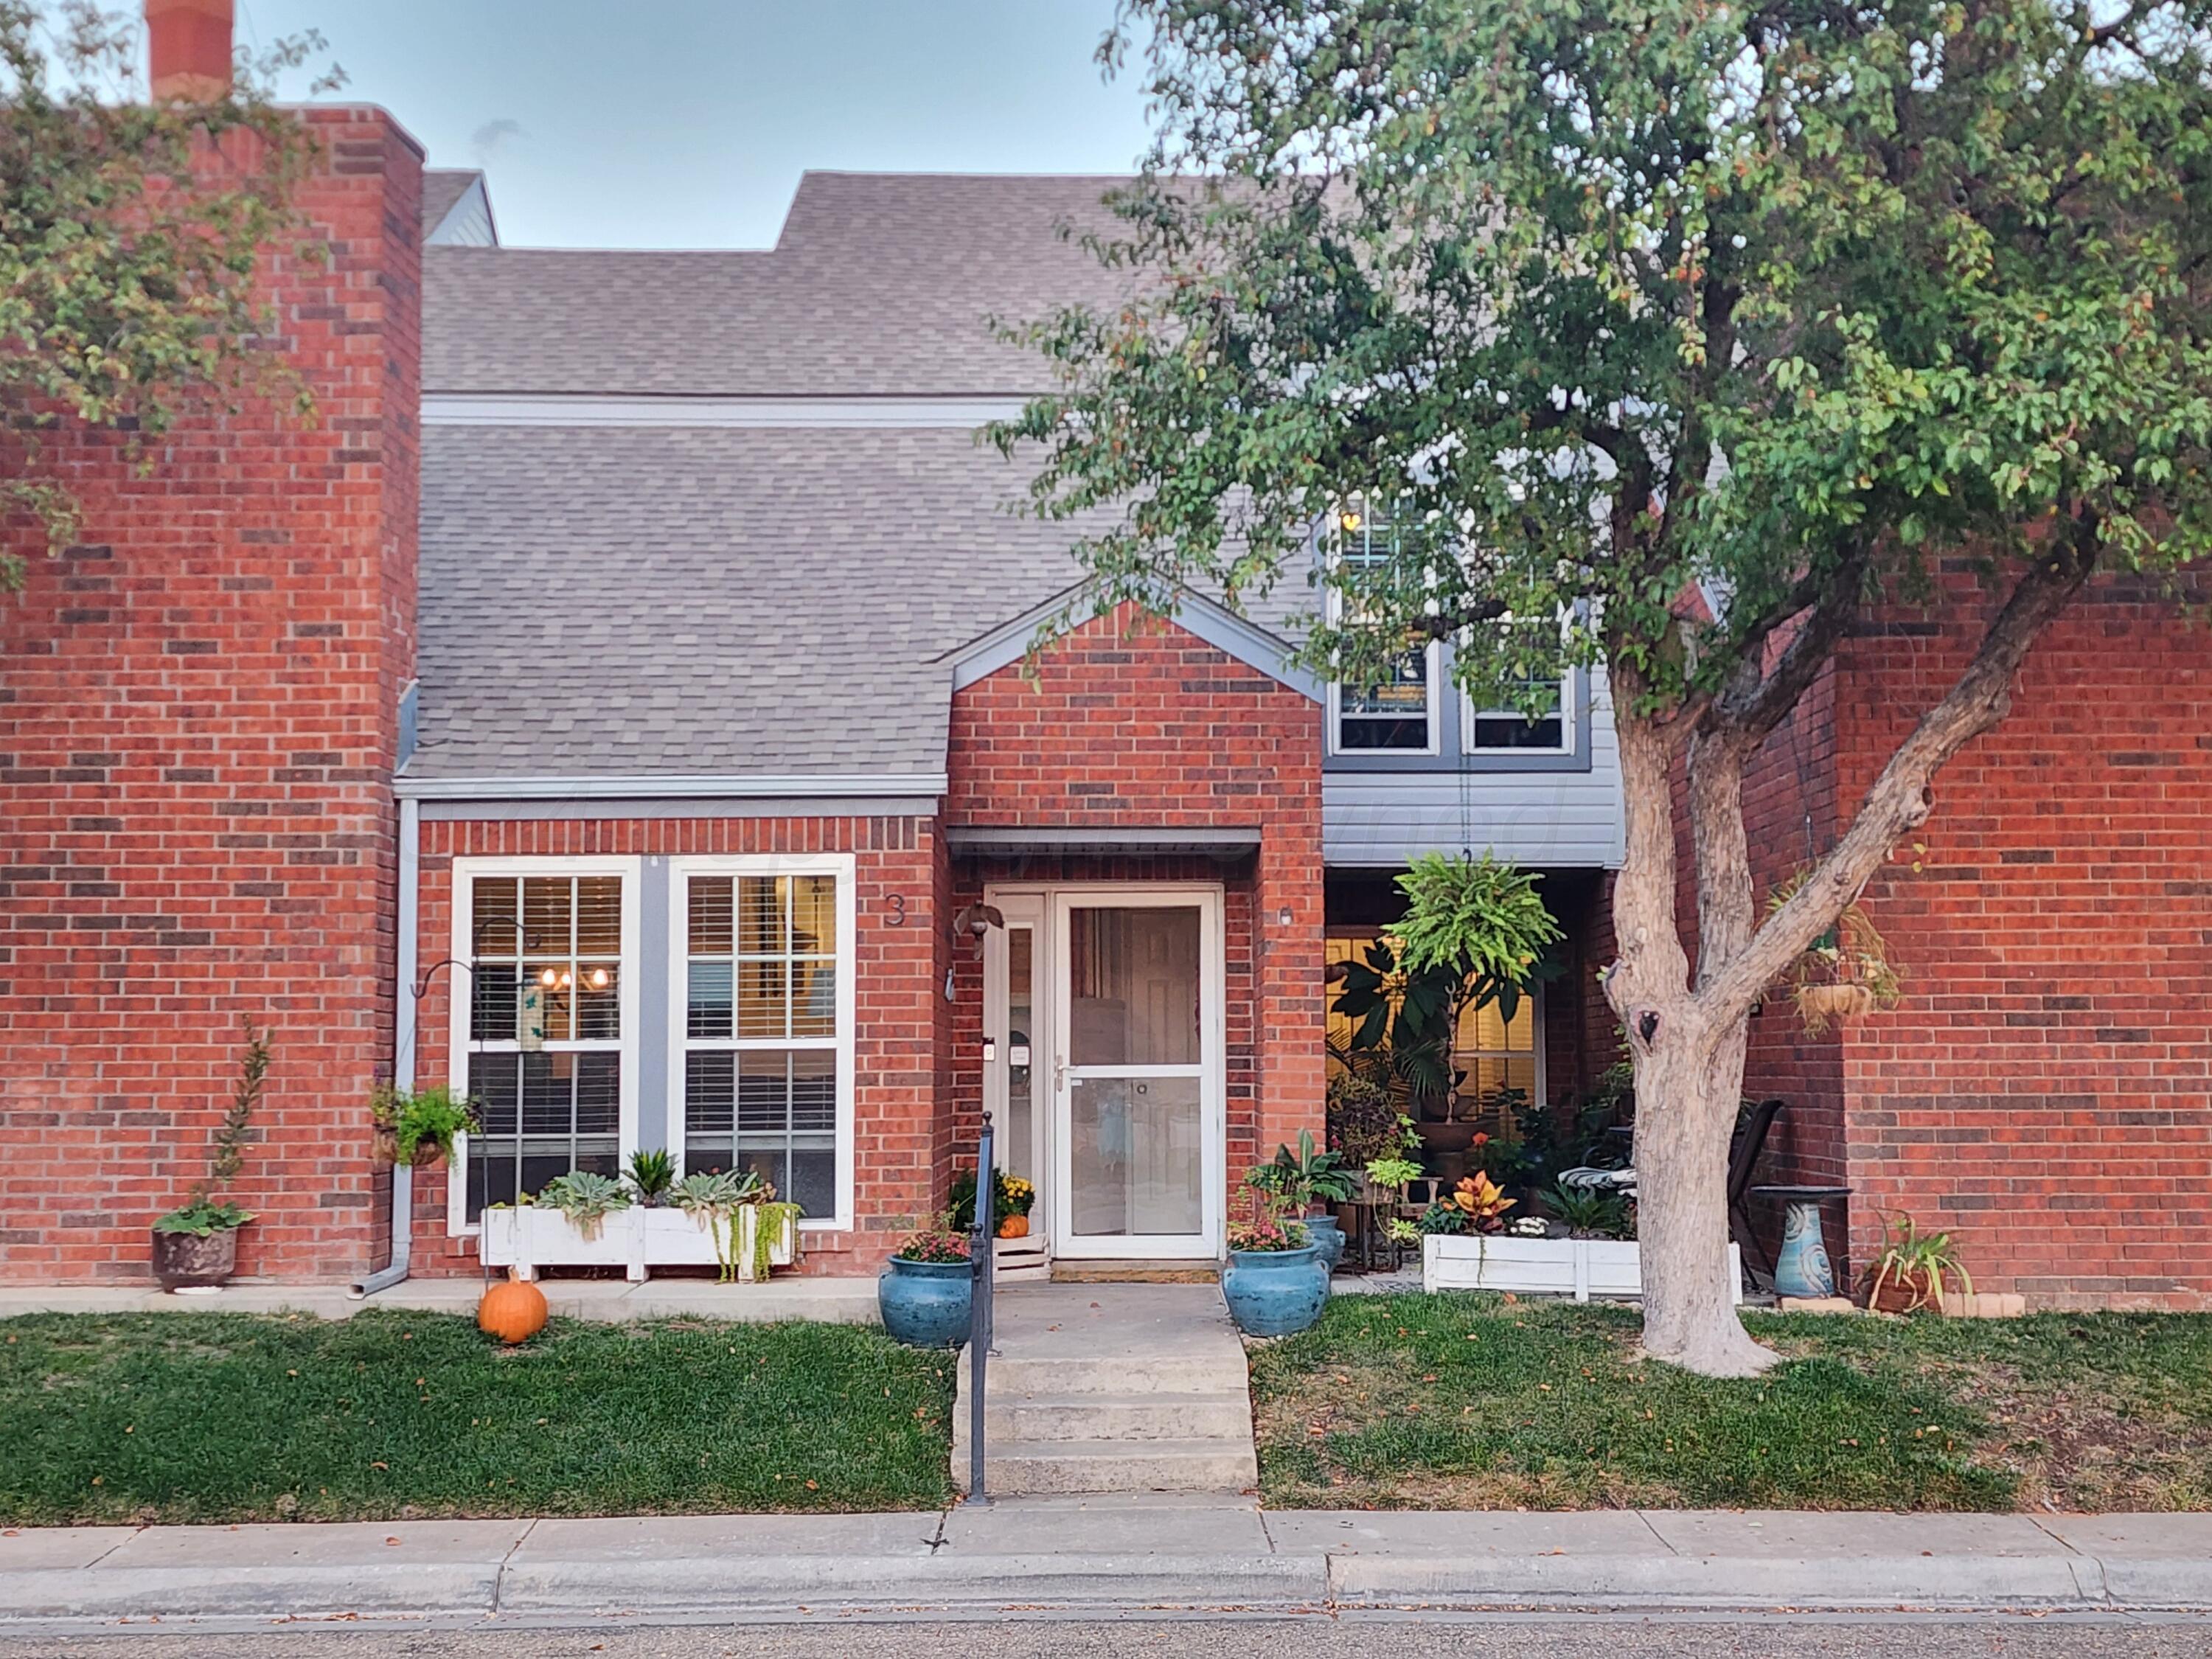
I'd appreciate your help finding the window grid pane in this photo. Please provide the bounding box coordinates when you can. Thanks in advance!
[1332,505,1432,752]
[684,872,841,1219]
[463,873,624,1221]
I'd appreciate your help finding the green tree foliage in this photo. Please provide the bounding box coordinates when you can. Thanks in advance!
[1,1,333,588]
[993,0,2212,1372]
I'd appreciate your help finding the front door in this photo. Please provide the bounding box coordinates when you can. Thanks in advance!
[1048,889,1223,1259]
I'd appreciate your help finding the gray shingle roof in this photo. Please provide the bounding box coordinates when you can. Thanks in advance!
[421,169,489,241]
[411,174,1318,786]
[415,425,1133,781]
[422,173,1136,396]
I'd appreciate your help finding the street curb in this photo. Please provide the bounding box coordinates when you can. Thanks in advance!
[1324,1551,2116,1608]
[6,1548,2211,1621]
[496,1553,1327,1615]
[0,1562,503,1621]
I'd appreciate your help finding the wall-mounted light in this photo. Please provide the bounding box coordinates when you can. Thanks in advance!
[1339,509,1362,532]
[1276,907,1294,928]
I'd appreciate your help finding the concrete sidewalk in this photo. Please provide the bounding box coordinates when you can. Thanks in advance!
[3,1499,2208,1625]
[0,1278,880,1325]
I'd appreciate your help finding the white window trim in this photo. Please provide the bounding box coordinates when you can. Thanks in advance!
[445,855,644,1238]
[664,852,858,1235]
[1460,668,1579,758]
[1324,583,1442,758]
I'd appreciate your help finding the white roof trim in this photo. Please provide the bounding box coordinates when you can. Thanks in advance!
[423,393,1029,428]
[392,771,947,802]
[944,585,1322,703]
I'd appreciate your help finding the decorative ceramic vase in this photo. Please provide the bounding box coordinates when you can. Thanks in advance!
[1221,1244,1328,1338]
[877,1256,973,1348]
[1303,1214,1346,1273]
[1773,1200,1837,1298]
[151,1228,237,1292]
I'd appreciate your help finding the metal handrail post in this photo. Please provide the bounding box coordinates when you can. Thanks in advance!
[967,1110,995,1505]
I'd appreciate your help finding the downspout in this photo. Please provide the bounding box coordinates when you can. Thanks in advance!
[352,795,420,1297]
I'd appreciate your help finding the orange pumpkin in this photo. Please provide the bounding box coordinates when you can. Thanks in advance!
[478,1270,548,1344]
[998,1214,1029,1239]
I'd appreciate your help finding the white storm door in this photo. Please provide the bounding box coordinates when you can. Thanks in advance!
[1049,888,1223,1260]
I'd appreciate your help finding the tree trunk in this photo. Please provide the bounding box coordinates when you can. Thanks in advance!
[1604,688,1776,1376]
[1629,1019,1775,1375]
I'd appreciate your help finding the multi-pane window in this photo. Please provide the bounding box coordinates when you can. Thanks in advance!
[1324,931,1543,1107]
[462,874,625,1217]
[1329,507,1437,754]
[1465,620,1573,753]
[682,873,840,1219]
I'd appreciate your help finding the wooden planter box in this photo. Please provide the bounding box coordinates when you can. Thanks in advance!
[1422,1234,1742,1305]
[479,1205,798,1283]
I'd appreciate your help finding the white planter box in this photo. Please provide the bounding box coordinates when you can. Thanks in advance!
[1422,1233,1742,1305]
[479,1205,797,1283]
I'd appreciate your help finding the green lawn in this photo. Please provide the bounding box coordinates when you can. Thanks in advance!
[0,1310,955,1526]
[1250,1293,2212,1512]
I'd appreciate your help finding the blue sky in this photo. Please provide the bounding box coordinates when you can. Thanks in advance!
[236,1,1153,248]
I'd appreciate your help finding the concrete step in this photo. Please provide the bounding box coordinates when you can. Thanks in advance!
[956,1437,1259,1496]
[959,1351,1238,1399]
[956,1389,1252,1448]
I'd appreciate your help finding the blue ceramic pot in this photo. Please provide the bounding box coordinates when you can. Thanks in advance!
[877,1256,973,1348]
[1302,1214,1346,1273]
[1221,1244,1328,1338]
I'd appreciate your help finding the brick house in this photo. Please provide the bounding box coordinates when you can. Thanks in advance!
[1,49,2202,1304]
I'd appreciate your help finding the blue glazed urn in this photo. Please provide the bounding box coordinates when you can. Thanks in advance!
[1773,1201,1837,1299]
[1302,1213,1346,1273]
[877,1256,973,1348]
[1221,1244,1329,1338]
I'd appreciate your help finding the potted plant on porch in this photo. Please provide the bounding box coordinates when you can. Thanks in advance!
[877,1219,974,1348]
[150,1021,269,1293]
[1220,1179,1328,1338]
[1246,1130,1359,1271]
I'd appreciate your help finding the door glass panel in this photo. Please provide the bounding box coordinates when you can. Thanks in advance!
[1069,1077,1203,1237]
[1004,926,1034,1186]
[1068,907,1200,1067]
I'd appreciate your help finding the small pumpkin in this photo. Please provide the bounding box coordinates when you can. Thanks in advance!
[478,1269,548,1344]
[997,1214,1029,1239]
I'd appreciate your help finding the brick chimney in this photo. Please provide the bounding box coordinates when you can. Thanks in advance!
[145,0,232,102]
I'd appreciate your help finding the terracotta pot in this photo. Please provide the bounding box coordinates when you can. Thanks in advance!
[1867,1267,1942,1314]
[151,1227,239,1291]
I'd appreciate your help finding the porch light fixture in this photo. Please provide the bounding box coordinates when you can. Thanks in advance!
[948,901,1006,956]
[1339,509,1363,532]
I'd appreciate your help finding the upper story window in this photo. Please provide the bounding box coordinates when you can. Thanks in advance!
[1463,619,1575,756]
[1326,506,1440,756]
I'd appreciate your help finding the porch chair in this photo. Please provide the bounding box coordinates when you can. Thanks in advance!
[1555,1096,1787,1287]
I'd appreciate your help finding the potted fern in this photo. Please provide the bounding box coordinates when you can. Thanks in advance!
[151,1022,269,1293]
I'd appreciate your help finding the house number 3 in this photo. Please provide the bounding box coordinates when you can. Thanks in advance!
[885,894,907,926]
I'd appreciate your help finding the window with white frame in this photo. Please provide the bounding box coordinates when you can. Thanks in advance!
[1462,619,1574,754]
[459,870,630,1219]
[679,866,847,1220]
[1326,506,1439,754]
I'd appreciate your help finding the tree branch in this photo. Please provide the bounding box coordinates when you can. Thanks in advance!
[1699,524,2101,1020]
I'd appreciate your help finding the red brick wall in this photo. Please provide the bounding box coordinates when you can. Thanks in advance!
[1831,577,2212,1308]
[1733,577,2212,1307]
[406,815,944,1276]
[0,109,422,1284]
[945,605,1328,1180]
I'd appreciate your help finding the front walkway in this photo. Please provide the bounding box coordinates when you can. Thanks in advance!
[954,1282,1259,1495]
[4,1500,2206,1623]
[0,1277,879,1325]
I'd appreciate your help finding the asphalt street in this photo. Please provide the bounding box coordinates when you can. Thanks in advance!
[5,1613,2212,1659]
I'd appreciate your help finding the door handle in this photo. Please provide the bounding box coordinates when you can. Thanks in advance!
[1054,1057,1066,1092]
